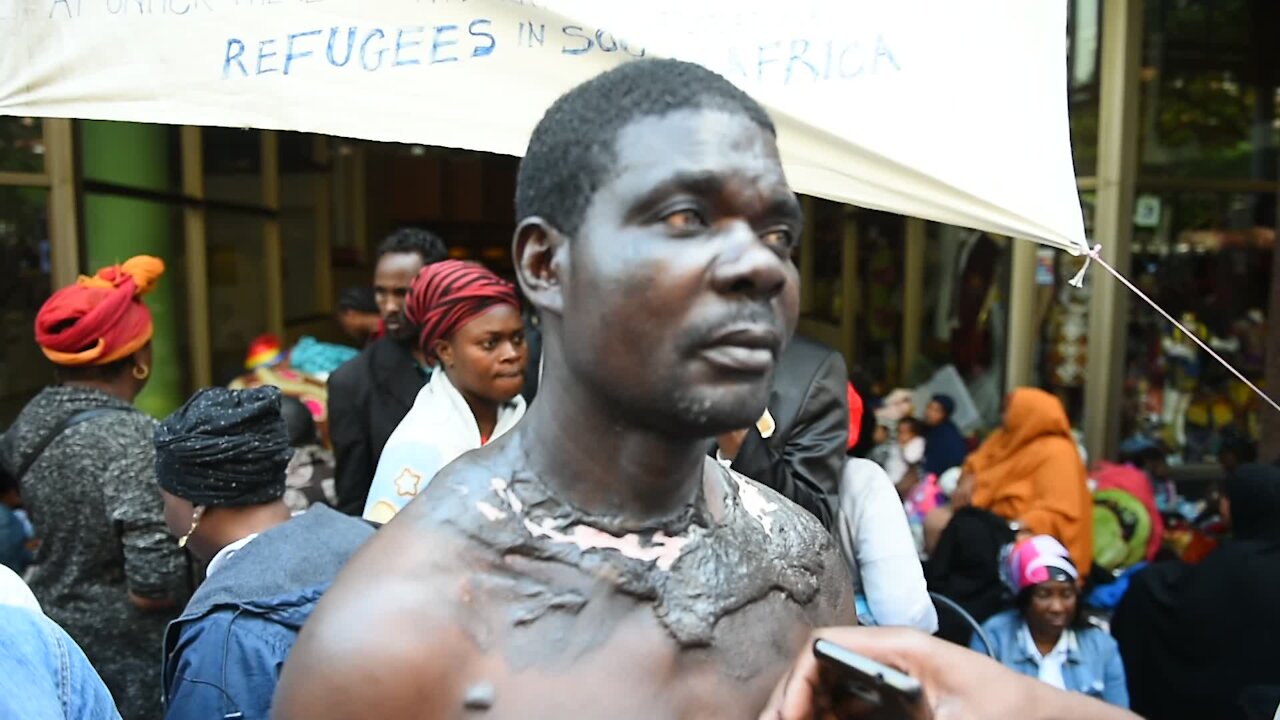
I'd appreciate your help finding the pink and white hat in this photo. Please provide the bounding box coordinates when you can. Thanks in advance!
[1001,535,1079,595]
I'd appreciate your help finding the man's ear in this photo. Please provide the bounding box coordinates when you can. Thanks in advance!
[513,217,567,317]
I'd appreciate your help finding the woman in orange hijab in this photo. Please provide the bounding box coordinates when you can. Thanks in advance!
[1,256,188,720]
[941,388,1094,575]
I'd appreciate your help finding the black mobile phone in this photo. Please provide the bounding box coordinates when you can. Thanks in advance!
[812,639,931,720]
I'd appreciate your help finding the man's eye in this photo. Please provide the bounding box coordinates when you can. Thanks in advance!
[664,209,706,231]
[761,229,795,248]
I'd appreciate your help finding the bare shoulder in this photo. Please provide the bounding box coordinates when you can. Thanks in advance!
[274,457,505,719]
[727,469,856,626]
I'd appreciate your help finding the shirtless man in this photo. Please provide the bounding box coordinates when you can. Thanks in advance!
[273,58,854,720]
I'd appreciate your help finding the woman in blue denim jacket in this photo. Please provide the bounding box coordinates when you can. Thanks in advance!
[0,604,120,719]
[971,535,1129,708]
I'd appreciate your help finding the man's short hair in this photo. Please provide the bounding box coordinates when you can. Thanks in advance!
[375,227,448,265]
[516,59,776,237]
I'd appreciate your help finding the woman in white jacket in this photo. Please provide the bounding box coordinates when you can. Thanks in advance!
[837,457,938,633]
[364,261,528,523]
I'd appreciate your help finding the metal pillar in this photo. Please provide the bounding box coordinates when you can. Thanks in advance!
[1005,238,1037,391]
[1083,0,1143,462]
[44,119,80,288]
[180,126,213,389]
[901,218,926,384]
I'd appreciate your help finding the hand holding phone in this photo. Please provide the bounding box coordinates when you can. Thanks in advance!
[812,638,931,720]
[760,627,1142,720]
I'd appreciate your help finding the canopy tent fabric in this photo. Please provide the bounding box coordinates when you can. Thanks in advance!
[0,0,1087,253]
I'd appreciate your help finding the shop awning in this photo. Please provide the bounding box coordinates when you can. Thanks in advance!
[0,0,1087,253]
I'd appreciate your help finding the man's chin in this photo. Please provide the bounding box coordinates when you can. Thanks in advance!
[669,386,770,438]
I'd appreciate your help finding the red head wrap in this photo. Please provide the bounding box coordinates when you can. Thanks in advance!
[35,255,165,367]
[405,260,519,362]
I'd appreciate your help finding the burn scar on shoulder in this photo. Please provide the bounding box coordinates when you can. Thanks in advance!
[474,478,521,521]
[490,477,524,513]
[731,475,778,535]
[523,520,692,571]
[478,477,695,571]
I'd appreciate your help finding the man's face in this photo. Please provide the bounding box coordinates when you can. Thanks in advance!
[559,108,801,437]
[373,252,426,341]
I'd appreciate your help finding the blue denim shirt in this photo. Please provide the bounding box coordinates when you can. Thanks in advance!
[972,609,1129,708]
[0,605,121,719]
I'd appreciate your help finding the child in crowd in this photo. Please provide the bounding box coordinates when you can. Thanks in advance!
[0,466,33,574]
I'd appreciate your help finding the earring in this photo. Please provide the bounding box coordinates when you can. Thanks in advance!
[132,364,150,381]
[177,508,201,548]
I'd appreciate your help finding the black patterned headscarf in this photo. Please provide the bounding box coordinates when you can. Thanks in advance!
[155,386,293,507]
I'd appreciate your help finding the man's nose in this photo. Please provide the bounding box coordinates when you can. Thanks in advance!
[708,221,788,300]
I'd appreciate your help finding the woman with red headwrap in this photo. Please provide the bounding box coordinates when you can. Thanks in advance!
[363,260,528,523]
[0,256,188,719]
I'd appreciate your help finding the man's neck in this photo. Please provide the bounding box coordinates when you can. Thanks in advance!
[514,368,708,527]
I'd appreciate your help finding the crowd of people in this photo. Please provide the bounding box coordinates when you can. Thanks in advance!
[0,58,1275,720]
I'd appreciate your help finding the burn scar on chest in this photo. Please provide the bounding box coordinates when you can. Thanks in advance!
[459,465,826,647]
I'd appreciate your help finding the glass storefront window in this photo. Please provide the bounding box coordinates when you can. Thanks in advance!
[1068,0,1102,177]
[204,127,264,206]
[855,210,906,384]
[0,186,53,425]
[1120,189,1274,462]
[207,211,269,383]
[804,198,845,326]
[282,172,322,321]
[0,118,45,174]
[1139,0,1279,181]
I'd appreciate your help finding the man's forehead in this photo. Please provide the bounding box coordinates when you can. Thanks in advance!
[609,108,785,191]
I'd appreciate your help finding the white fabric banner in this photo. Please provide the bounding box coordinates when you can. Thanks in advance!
[0,0,1086,252]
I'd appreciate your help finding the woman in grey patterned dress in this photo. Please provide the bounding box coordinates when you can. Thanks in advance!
[1,256,189,720]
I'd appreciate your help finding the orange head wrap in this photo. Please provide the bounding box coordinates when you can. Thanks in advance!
[34,255,165,367]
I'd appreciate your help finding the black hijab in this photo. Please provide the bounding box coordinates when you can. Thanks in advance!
[1226,463,1280,541]
[155,386,293,507]
[1113,464,1280,720]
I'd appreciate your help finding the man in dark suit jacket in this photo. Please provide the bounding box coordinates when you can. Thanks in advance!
[714,335,848,529]
[328,228,448,515]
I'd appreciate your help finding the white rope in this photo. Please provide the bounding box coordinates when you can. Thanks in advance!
[1074,244,1280,415]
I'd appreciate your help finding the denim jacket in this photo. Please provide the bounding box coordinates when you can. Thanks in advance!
[163,507,372,720]
[972,609,1129,708]
[0,605,120,719]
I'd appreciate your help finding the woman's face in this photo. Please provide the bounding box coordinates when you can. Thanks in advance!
[925,401,946,427]
[1025,579,1077,638]
[437,305,528,404]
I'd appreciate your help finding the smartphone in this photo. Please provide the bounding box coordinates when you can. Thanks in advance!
[813,639,931,720]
